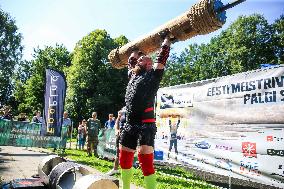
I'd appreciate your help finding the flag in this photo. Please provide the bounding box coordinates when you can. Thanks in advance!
[44,69,67,137]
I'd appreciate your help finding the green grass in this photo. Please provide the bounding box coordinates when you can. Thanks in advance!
[67,137,77,142]
[55,149,219,189]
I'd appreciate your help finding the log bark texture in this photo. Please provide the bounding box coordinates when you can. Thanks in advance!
[108,0,223,69]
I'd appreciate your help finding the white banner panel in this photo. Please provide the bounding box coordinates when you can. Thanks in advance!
[155,65,284,188]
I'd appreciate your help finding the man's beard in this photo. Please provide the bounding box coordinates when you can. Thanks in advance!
[133,65,146,75]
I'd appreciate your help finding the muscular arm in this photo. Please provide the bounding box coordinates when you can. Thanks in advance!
[153,37,171,70]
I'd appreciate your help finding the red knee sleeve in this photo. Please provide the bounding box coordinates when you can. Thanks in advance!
[119,149,134,169]
[138,153,155,176]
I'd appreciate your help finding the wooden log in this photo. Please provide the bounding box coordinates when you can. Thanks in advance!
[73,174,119,189]
[108,0,224,69]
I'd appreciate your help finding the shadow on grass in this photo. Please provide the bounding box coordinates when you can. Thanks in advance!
[59,149,218,189]
[75,158,113,170]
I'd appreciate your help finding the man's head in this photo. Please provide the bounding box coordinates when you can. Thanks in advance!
[92,112,97,119]
[108,113,114,120]
[82,119,86,125]
[63,111,68,118]
[35,110,41,117]
[136,55,153,73]
[3,106,11,114]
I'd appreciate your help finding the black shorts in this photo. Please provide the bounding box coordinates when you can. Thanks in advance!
[119,123,157,150]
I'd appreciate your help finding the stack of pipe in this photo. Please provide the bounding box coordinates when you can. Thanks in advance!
[38,155,119,189]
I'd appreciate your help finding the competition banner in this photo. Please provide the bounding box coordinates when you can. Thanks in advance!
[0,119,61,148]
[97,128,116,160]
[156,65,284,188]
[44,69,67,137]
[97,128,139,163]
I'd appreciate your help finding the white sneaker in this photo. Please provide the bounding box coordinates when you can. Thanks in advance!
[106,169,119,176]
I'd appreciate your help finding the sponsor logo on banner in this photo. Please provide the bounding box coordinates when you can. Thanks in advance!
[160,92,193,109]
[215,144,233,151]
[195,141,211,149]
[267,149,284,157]
[214,158,233,171]
[266,135,284,142]
[240,161,261,176]
[267,136,274,141]
[242,142,257,158]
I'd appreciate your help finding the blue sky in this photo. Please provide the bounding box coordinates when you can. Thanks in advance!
[1,0,283,60]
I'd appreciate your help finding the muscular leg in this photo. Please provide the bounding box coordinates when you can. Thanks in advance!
[119,145,135,189]
[138,145,156,189]
[119,124,141,188]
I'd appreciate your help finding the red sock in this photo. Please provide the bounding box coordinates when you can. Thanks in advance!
[119,149,134,169]
[138,153,155,176]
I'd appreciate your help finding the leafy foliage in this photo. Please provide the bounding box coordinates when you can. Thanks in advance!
[0,8,23,106]
[271,14,284,64]
[14,44,70,114]
[161,14,282,87]
[65,29,128,124]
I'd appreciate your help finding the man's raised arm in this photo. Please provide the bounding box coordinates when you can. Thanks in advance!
[153,36,171,70]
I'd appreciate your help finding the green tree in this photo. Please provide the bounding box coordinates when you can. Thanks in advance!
[66,29,128,124]
[15,44,70,114]
[162,14,279,87]
[272,15,284,64]
[210,14,276,73]
[0,9,23,106]
[11,60,32,115]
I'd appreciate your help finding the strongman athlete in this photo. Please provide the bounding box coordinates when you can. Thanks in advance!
[119,35,171,189]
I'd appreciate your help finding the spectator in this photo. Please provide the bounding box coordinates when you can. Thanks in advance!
[32,110,43,123]
[18,113,28,122]
[106,107,126,176]
[87,112,102,157]
[2,106,12,120]
[82,119,87,149]
[77,121,83,149]
[78,119,87,150]
[105,113,115,129]
[61,111,72,152]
